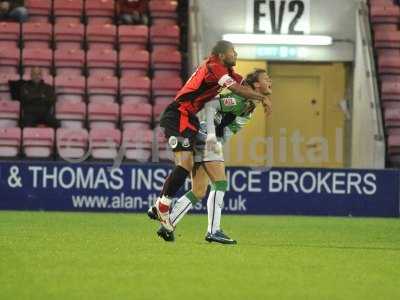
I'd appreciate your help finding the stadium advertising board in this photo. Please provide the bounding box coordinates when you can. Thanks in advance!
[0,162,398,217]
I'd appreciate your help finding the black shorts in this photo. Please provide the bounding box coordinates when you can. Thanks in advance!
[159,102,199,152]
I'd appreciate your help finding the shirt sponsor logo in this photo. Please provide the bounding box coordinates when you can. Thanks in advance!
[223,97,237,106]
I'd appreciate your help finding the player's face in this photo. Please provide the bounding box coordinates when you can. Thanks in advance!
[222,46,237,67]
[256,72,272,95]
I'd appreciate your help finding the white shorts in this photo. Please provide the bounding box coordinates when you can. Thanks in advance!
[194,140,224,163]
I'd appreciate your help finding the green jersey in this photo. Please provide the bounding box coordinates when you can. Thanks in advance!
[200,92,254,143]
[216,92,252,135]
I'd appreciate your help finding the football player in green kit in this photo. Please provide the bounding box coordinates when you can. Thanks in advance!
[150,69,272,244]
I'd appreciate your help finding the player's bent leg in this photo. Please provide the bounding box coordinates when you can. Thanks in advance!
[150,151,194,232]
[169,164,209,228]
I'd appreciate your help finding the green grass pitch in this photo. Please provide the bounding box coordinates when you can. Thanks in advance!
[1,211,400,300]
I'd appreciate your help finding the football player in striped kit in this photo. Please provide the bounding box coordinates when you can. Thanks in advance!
[151,69,272,243]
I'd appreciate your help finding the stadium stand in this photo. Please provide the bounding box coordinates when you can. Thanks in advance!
[53,0,84,24]
[54,23,85,50]
[370,0,400,165]
[0,0,183,162]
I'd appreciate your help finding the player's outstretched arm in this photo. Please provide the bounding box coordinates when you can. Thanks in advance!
[228,83,264,102]
[228,83,272,115]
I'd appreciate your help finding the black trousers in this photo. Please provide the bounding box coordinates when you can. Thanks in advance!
[21,111,59,128]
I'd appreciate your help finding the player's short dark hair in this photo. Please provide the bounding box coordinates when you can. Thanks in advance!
[245,69,267,89]
[211,40,234,56]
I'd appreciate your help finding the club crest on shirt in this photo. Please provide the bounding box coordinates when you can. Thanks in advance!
[168,136,178,149]
[223,97,237,106]
[182,138,190,148]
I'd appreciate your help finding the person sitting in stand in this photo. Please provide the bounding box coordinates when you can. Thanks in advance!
[20,67,59,128]
[0,0,28,22]
[116,0,148,25]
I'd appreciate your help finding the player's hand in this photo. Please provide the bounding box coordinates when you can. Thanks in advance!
[206,133,218,152]
[243,100,256,116]
[262,95,272,116]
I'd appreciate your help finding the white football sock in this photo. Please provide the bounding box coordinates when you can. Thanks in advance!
[207,190,225,234]
[170,191,198,227]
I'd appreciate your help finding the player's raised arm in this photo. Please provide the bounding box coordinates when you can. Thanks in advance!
[228,83,272,115]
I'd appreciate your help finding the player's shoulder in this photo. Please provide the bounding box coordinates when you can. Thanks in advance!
[231,71,243,83]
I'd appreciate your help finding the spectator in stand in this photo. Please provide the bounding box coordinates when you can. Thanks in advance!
[0,0,28,22]
[20,67,59,128]
[116,0,148,25]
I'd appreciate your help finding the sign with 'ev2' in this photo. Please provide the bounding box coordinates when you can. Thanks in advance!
[247,0,311,34]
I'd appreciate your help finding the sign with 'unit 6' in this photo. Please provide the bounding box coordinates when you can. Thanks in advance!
[247,0,311,34]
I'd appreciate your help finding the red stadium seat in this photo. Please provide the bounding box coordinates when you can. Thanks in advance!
[152,76,182,104]
[122,128,153,161]
[89,128,121,159]
[0,127,21,157]
[85,0,115,24]
[119,76,151,104]
[25,0,51,22]
[372,23,398,32]
[388,133,400,153]
[151,49,182,77]
[54,49,84,76]
[88,102,119,129]
[370,3,400,25]
[56,100,86,129]
[87,48,117,77]
[0,100,20,128]
[119,49,149,76]
[53,0,84,24]
[378,52,400,76]
[149,0,178,25]
[23,127,55,158]
[54,23,84,50]
[150,24,180,50]
[22,48,52,76]
[55,75,86,102]
[57,128,89,160]
[22,22,52,49]
[153,101,170,123]
[86,24,117,50]
[118,25,148,50]
[0,73,20,100]
[121,102,152,129]
[384,108,400,134]
[0,46,20,74]
[0,22,20,49]
[381,79,400,109]
[374,30,400,49]
[87,75,118,103]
